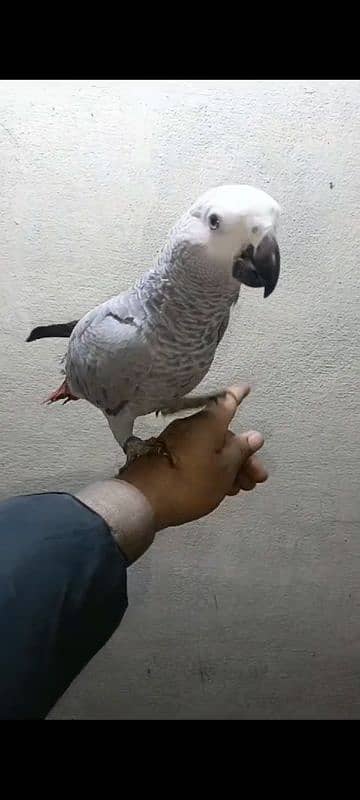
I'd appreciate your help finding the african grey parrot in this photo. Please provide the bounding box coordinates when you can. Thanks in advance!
[27,184,281,467]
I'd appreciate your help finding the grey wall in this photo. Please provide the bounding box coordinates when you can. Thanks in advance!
[1,80,359,719]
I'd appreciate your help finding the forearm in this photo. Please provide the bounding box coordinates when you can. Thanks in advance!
[75,479,156,563]
[0,492,130,719]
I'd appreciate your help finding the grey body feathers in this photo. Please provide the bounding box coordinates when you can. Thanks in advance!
[29,225,240,447]
[66,239,239,444]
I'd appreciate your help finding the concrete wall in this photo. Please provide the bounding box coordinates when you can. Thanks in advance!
[1,80,359,719]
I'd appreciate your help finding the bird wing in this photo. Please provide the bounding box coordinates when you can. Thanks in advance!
[65,291,151,413]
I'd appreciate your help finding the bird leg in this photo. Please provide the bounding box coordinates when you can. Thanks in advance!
[156,390,227,417]
[117,435,175,474]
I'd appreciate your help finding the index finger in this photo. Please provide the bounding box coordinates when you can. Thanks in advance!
[206,384,251,443]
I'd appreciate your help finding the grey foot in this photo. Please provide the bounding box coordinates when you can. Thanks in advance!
[118,435,174,474]
[156,390,227,417]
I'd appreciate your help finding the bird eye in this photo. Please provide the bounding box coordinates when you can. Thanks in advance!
[209,213,220,231]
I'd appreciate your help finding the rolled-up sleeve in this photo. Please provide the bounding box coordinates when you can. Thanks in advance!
[0,492,128,720]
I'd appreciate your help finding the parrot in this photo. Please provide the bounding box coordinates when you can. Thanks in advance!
[26,184,281,468]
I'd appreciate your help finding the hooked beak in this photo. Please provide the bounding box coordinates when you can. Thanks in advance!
[232,233,280,298]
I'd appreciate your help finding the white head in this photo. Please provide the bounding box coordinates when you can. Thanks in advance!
[186,184,281,297]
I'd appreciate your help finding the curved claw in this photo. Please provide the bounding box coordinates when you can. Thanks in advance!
[119,435,176,474]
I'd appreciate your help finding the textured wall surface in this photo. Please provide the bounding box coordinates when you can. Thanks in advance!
[1,80,359,719]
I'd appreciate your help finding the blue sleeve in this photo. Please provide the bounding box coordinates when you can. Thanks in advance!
[0,492,128,719]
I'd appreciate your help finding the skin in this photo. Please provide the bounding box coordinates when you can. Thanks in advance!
[121,384,267,533]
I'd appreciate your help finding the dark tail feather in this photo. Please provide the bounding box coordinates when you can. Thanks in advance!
[26,321,79,342]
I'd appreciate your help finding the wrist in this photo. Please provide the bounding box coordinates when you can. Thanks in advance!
[120,463,177,531]
[121,479,166,530]
[75,479,156,563]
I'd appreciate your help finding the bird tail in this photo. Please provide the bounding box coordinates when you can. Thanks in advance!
[26,321,79,342]
[43,379,80,405]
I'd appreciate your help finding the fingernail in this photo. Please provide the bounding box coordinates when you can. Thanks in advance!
[247,432,263,449]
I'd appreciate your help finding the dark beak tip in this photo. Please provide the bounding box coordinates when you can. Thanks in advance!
[263,282,277,299]
[255,233,280,299]
[233,234,280,297]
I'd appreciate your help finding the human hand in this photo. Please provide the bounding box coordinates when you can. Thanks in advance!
[121,384,267,530]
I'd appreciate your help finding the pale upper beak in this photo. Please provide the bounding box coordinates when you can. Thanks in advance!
[232,233,280,298]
